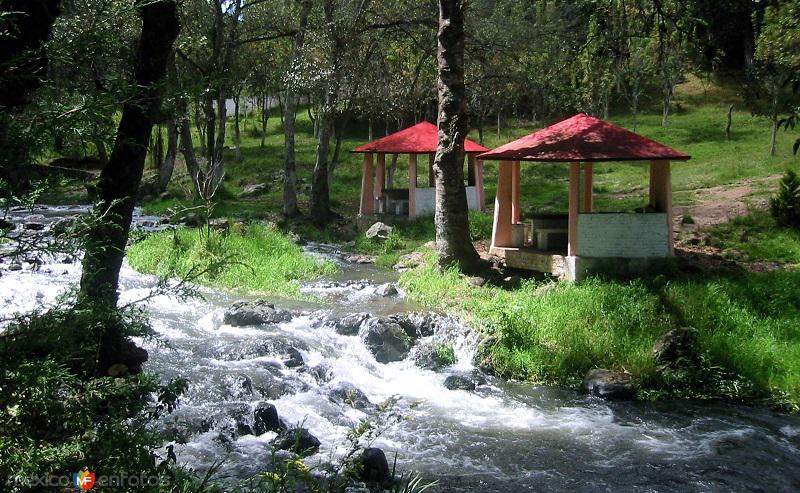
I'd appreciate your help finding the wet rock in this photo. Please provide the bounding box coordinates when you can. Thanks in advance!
[329,383,373,411]
[254,402,284,435]
[444,375,476,391]
[50,216,78,235]
[389,312,439,339]
[365,222,392,241]
[270,428,321,456]
[359,317,412,363]
[283,347,305,368]
[304,363,333,384]
[344,254,375,264]
[473,335,498,372]
[583,369,634,400]
[238,183,269,198]
[23,221,45,231]
[653,327,699,376]
[412,342,455,370]
[333,312,371,336]
[375,283,398,297]
[224,300,292,326]
[356,447,390,483]
[0,218,13,230]
[8,263,22,271]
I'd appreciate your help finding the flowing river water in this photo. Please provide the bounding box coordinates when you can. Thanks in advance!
[3,206,800,492]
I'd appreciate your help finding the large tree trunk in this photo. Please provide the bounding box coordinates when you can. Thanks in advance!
[311,110,332,224]
[282,0,312,218]
[433,0,481,272]
[79,0,179,307]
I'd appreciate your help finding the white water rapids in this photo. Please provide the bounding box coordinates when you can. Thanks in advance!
[2,205,800,492]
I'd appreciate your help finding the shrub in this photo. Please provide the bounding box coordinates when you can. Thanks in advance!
[770,169,800,228]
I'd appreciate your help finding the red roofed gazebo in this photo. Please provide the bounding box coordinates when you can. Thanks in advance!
[478,113,690,280]
[353,121,489,219]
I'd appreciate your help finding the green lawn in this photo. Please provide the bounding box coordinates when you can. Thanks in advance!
[141,77,799,223]
[708,210,800,264]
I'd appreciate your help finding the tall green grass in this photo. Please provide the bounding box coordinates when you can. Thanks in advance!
[709,210,800,264]
[401,261,800,408]
[127,224,338,298]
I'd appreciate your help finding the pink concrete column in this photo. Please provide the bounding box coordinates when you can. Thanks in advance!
[375,153,386,206]
[583,162,593,213]
[471,155,485,212]
[360,153,374,215]
[492,161,513,248]
[649,160,674,255]
[408,154,417,218]
[568,162,580,256]
[511,160,521,224]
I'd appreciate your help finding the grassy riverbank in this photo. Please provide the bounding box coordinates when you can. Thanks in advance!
[127,224,338,298]
[400,254,800,409]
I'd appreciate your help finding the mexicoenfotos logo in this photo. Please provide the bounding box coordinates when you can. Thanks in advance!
[73,469,95,491]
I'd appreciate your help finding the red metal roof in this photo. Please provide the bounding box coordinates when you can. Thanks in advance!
[477,113,690,162]
[352,121,490,154]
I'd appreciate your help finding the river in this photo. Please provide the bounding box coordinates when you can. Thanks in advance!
[2,205,800,492]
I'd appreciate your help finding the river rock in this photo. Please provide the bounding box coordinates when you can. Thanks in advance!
[583,369,635,400]
[389,312,440,339]
[333,312,372,336]
[359,317,412,363]
[329,383,373,411]
[653,327,699,375]
[23,221,45,231]
[8,263,22,271]
[238,183,269,198]
[444,375,476,391]
[51,216,78,235]
[412,342,455,370]
[283,347,305,368]
[375,283,398,297]
[224,300,292,326]
[365,222,392,241]
[356,448,390,483]
[0,218,13,230]
[270,428,321,456]
[254,402,284,435]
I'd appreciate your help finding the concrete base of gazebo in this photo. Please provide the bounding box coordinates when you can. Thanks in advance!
[490,247,675,280]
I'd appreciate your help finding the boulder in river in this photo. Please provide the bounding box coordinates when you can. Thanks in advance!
[365,222,392,241]
[583,369,635,400]
[412,341,456,370]
[356,447,391,484]
[224,300,293,326]
[333,312,372,336]
[0,218,13,230]
[254,402,285,435]
[283,347,305,368]
[8,263,22,271]
[375,283,398,297]
[444,375,476,391]
[359,317,412,363]
[50,216,78,235]
[389,312,443,339]
[329,383,373,411]
[270,428,321,456]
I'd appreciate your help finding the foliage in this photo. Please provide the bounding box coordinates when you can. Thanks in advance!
[709,209,800,264]
[433,343,456,367]
[127,224,338,298]
[0,301,186,492]
[771,169,800,228]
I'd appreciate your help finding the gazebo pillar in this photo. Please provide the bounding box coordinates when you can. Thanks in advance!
[583,162,593,213]
[568,162,580,256]
[360,153,375,215]
[649,160,674,255]
[511,160,521,223]
[428,153,435,187]
[470,154,485,212]
[375,153,386,211]
[409,154,417,218]
[491,161,513,248]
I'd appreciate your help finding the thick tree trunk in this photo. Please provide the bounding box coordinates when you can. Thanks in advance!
[311,108,333,224]
[433,0,481,272]
[79,0,179,306]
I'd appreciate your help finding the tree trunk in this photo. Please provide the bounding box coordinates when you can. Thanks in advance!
[770,92,779,157]
[260,94,269,148]
[233,91,241,161]
[387,153,398,188]
[194,96,207,156]
[433,0,481,272]
[94,139,108,164]
[159,117,178,191]
[726,104,734,141]
[212,89,227,184]
[311,109,332,224]
[662,83,673,127]
[282,0,312,218]
[79,0,179,307]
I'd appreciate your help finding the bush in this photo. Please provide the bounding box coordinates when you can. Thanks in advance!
[770,169,800,228]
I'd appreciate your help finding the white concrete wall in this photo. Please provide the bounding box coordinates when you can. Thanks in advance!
[577,213,669,258]
[413,186,478,218]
